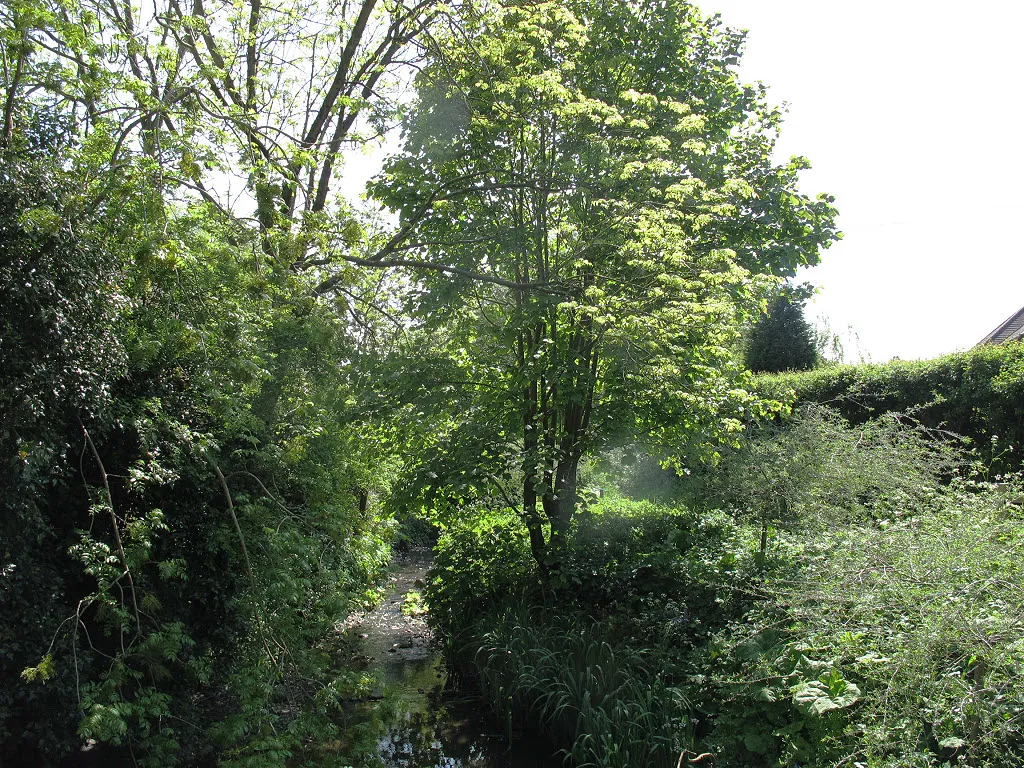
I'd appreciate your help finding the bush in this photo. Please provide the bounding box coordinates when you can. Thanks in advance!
[720,476,1024,767]
[675,405,1024,766]
[690,404,967,551]
[0,149,395,765]
[754,343,1024,470]
[427,507,537,641]
[426,498,763,766]
[428,403,1024,767]
[473,607,693,768]
[0,152,127,764]
[588,448,687,502]
[562,499,751,642]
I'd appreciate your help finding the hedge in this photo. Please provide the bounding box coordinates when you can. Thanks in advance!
[753,341,1024,469]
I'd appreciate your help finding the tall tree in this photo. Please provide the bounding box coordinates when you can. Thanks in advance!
[374,0,839,565]
[745,290,819,373]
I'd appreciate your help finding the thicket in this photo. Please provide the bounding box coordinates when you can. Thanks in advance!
[754,342,1024,469]
[0,143,393,765]
[1,0,421,759]
[426,406,1024,767]
[429,502,751,767]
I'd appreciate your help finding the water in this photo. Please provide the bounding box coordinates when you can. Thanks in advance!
[340,550,560,768]
[57,549,557,768]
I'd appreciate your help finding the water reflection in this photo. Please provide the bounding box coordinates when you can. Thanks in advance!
[368,656,557,768]
[332,551,559,768]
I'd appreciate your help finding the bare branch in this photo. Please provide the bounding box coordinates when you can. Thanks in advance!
[79,419,142,644]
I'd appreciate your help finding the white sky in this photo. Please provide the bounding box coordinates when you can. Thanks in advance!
[345,2,1023,362]
[707,0,1024,361]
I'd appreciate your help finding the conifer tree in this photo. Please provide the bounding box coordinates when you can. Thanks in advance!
[745,292,819,372]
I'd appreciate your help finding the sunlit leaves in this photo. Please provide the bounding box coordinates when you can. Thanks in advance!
[372,0,838,550]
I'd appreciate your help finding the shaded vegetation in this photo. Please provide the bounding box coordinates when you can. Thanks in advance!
[5,0,1021,766]
[0,142,396,766]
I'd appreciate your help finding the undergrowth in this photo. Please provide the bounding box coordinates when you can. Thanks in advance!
[427,406,1024,767]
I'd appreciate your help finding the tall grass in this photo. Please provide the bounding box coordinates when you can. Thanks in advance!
[470,607,691,768]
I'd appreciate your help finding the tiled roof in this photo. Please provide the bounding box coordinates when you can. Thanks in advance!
[977,305,1024,346]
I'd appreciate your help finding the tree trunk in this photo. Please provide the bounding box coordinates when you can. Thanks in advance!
[522,480,547,566]
[519,321,548,567]
[549,454,579,547]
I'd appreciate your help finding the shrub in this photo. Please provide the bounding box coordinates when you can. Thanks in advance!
[428,406,1024,767]
[562,499,751,642]
[754,343,1024,469]
[691,404,967,552]
[474,607,693,768]
[427,507,537,640]
[0,149,395,765]
[427,498,763,766]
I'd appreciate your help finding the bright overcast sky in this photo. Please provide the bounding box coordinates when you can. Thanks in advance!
[706,0,1024,362]
[348,2,1024,362]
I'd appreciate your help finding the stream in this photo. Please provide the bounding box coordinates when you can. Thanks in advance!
[335,549,562,768]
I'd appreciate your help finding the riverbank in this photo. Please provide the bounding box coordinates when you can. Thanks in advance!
[333,548,560,768]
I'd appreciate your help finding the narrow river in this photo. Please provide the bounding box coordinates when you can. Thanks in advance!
[335,549,561,768]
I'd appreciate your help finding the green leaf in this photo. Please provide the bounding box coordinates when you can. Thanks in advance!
[791,676,860,716]
[20,653,55,683]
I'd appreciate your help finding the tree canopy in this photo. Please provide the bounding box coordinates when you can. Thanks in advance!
[373,0,839,564]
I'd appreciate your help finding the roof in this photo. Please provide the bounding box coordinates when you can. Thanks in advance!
[977,305,1024,346]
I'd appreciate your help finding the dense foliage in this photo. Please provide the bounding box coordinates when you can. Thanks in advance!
[754,341,1024,468]
[427,407,1024,767]
[745,291,819,372]
[1,136,129,764]
[0,138,396,764]
[1,0,427,759]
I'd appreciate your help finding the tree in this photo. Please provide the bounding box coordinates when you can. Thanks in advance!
[0,0,428,758]
[0,0,441,266]
[745,290,819,373]
[374,0,839,566]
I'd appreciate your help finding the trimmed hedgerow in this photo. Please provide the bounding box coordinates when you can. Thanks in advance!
[754,341,1024,468]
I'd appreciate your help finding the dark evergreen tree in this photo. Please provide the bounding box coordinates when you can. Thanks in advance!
[745,293,819,372]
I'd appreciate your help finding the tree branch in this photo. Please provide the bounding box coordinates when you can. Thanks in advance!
[1,19,27,149]
[79,419,142,644]
[318,253,567,294]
